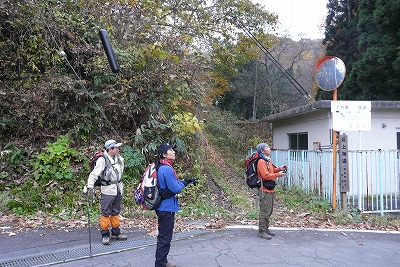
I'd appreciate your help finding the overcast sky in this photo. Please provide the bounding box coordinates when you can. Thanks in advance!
[251,0,328,40]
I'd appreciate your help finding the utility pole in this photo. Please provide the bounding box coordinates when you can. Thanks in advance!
[252,63,258,120]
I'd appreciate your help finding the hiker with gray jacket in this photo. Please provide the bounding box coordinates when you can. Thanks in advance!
[85,139,127,245]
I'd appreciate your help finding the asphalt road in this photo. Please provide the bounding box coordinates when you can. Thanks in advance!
[1,225,399,267]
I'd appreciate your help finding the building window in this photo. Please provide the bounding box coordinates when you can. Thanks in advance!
[289,133,308,150]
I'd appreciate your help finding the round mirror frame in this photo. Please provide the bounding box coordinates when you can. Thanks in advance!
[315,56,346,91]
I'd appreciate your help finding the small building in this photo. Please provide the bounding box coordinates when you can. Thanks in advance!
[263,101,400,213]
[262,100,400,151]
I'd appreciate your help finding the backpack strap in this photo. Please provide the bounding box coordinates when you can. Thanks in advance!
[257,155,270,192]
[100,154,111,177]
[103,154,123,182]
[258,153,270,170]
[156,164,175,199]
[98,155,116,186]
[156,163,165,188]
[259,157,265,191]
[265,158,271,171]
[150,164,156,186]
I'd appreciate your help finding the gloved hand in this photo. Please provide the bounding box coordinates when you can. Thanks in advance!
[182,178,199,186]
[277,171,287,177]
[83,185,94,196]
[281,165,288,173]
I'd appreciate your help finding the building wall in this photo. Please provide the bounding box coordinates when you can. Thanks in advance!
[344,109,400,150]
[272,109,400,150]
[271,110,331,149]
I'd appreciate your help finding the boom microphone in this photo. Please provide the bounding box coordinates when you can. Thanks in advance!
[99,29,120,73]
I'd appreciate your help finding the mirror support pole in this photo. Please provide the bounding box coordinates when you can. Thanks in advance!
[315,56,346,211]
[332,89,337,211]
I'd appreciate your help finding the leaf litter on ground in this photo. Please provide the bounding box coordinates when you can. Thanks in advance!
[1,197,399,238]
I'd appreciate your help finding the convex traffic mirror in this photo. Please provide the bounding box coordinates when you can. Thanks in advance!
[315,56,346,91]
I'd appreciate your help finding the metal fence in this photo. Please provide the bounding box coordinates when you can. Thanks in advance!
[268,149,400,215]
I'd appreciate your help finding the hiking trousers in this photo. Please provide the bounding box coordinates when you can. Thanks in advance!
[100,190,122,237]
[258,190,274,232]
[155,211,175,267]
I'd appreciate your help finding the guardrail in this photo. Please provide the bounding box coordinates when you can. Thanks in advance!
[267,149,400,215]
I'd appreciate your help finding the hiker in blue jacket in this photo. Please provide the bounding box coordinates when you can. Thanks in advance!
[155,143,197,267]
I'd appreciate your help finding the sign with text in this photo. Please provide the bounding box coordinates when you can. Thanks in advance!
[331,101,371,131]
[339,134,349,192]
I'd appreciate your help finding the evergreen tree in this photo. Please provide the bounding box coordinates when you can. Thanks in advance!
[317,0,359,100]
[351,0,400,100]
[318,0,400,100]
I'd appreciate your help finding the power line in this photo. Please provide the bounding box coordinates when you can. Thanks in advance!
[37,2,122,140]
[237,20,311,99]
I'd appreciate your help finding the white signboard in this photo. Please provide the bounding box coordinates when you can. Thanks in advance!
[331,101,371,131]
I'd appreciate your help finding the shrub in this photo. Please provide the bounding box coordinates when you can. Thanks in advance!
[32,134,79,181]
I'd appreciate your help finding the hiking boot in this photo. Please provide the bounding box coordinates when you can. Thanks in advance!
[258,231,272,240]
[111,234,128,241]
[102,236,110,245]
[266,229,275,236]
[166,263,176,267]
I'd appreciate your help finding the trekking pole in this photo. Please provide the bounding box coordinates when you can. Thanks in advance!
[84,186,92,257]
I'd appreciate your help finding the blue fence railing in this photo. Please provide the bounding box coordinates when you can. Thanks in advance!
[264,149,400,215]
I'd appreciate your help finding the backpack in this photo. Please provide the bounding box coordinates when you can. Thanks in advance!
[134,163,162,210]
[245,152,277,190]
[134,163,175,210]
[88,151,112,186]
[245,152,262,188]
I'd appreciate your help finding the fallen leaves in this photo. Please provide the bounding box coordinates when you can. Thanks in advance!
[1,196,399,237]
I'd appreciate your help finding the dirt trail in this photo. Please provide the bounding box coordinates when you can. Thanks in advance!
[197,131,257,212]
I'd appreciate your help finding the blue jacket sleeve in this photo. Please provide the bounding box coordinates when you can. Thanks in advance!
[158,165,185,194]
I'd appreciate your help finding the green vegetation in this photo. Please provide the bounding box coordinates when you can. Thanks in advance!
[0,1,399,231]
[1,107,399,231]
[277,186,332,213]
[0,143,31,188]
[32,135,80,181]
[318,0,400,101]
[5,135,83,215]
